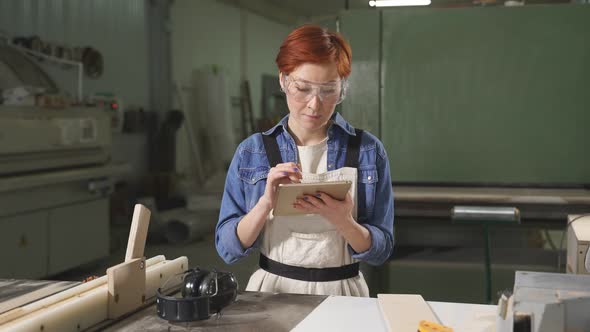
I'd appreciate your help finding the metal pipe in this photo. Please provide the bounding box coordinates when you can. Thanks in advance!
[451,206,520,223]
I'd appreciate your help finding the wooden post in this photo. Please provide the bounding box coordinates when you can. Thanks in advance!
[107,204,151,319]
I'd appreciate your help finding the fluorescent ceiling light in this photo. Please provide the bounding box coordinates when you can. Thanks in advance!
[369,0,432,6]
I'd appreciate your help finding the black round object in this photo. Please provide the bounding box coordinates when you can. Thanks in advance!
[209,271,239,313]
[156,288,211,322]
[181,268,208,298]
[156,268,238,322]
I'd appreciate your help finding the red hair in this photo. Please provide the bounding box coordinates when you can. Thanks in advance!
[276,24,352,78]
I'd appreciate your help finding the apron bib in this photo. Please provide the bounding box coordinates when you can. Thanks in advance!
[245,169,369,296]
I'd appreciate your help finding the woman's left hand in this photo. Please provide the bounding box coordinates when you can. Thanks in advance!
[293,192,355,230]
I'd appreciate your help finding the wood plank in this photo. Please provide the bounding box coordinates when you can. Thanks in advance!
[377,294,440,332]
[125,204,151,262]
[107,258,146,319]
[292,296,383,332]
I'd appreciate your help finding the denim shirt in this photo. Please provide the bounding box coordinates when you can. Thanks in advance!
[215,112,394,266]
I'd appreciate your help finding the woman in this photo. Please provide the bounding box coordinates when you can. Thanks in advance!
[215,24,394,297]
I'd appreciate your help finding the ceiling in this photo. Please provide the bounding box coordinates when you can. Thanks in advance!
[217,0,371,25]
[218,0,574,25]
[266,0,370,17]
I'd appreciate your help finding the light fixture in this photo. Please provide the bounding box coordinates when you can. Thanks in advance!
[369,0,431,6]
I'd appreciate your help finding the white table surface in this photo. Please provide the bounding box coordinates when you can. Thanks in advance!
[292,296,497,332]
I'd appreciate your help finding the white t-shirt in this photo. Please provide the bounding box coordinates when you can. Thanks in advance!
[296,136,328,174]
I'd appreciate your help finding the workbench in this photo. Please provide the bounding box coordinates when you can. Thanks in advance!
[102,291,496,332]
[394,186,590,221]
[1,278,496,331]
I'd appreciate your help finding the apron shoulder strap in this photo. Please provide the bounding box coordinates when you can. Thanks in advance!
[344,128,363,168]
[262,133,283,167]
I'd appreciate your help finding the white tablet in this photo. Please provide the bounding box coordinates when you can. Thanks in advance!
[273,181,352,216]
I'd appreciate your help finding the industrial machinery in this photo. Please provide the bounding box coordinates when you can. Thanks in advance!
[0,35,130,278]
[496,271,590,332]
[495,215,590,332]
[566,214,590,275]
[0,105,128,278]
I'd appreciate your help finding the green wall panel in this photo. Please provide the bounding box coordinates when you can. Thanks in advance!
[340,10,381,137]
[381,5,590,184]
[344,5,590,185]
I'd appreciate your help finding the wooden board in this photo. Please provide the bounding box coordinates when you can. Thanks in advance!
[377,294,440,332]
[125,204,150,261]
[107,258,146,319]
[292,296,384,332]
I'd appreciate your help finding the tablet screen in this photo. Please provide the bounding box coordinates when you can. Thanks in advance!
[273,181,352,216]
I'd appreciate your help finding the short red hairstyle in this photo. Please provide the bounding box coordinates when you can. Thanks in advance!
[276,24,352,78]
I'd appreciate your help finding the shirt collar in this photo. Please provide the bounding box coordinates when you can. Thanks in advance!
[262,112,357,136]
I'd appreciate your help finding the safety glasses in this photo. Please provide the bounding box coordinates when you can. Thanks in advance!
[282,74,348,105]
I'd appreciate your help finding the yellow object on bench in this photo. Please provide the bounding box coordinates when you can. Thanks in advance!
[418,320,453,332]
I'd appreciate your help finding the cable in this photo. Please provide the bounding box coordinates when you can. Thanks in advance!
[557,213,590,272]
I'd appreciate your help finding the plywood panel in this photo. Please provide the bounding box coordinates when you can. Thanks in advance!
[377,294,439,332]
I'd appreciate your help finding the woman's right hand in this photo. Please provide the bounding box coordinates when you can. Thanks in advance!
[260,162,302,210]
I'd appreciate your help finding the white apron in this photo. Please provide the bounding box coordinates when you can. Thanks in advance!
[245,166,369,297]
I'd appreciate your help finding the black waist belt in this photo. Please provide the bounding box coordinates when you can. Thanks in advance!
[259,254,359,282]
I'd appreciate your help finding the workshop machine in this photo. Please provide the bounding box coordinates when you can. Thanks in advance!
[0,106,128,278]
[495,271,590,332]
[566,214,590,275]
[0,40,128,278]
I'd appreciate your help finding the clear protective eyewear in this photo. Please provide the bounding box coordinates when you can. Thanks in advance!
[282,74,348,105]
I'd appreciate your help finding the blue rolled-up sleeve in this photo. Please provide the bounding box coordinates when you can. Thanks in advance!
[215,145,259,264]
[349,145,395,265]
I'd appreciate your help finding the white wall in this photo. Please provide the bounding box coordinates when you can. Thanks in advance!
[171,0,292,182]
[0,0,150,108]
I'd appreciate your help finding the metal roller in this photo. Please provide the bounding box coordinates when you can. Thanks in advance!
[451,206,520,223]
